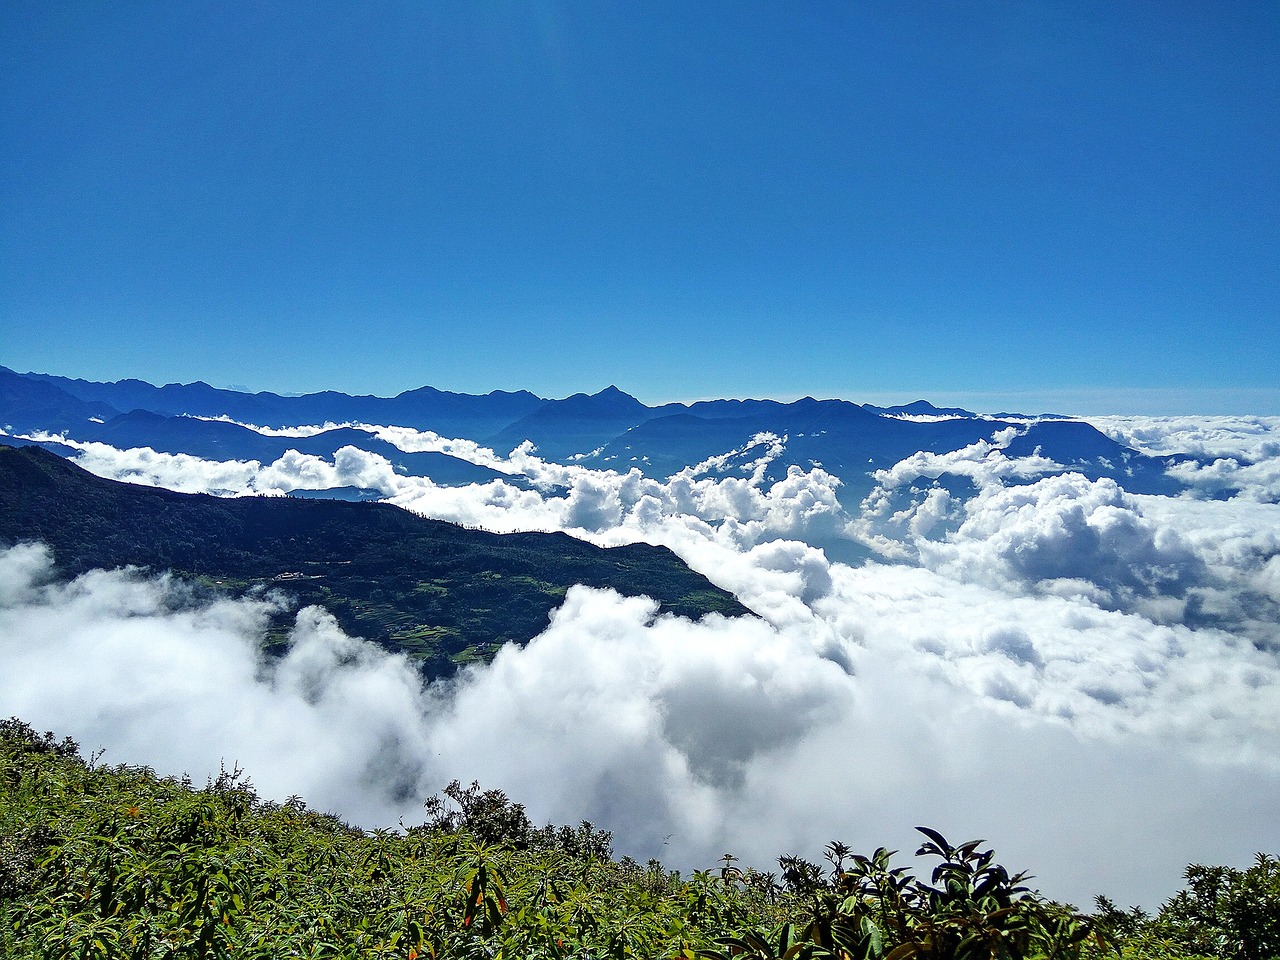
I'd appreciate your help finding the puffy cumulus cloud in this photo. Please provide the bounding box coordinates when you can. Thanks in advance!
[358,428,845,554]
[916,475,1204,615]
[428,588,854,845]
[414,581,1280,888]
[254,446,406,496]
[868,428,1063,490]
[1165,456,1280,503]
[42,438,267,496]
[155,417,525,477]
[385,450,848,555]
[880,413,968,423]
[363,425,521,474]
[813,561,1280,760]
[1089,415,1280,503]
[846,425,1278,642]
[683,432,789,478]
[356,421,1274,646]
[0,543,855,861]
[3,543,1277,911]
[24,422,1278,677]
[1123,494,1280,644]
[19,435,412,499]
[848,431,1068,560]
[19,420,1278,669]
[1089,415,1280,462]
[0,540,56,605]
[34,428,849,554]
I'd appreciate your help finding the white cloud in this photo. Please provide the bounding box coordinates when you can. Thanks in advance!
[2,543,1276,912]
[915,474,1203,611]
[847,430,1066,560]
[844,425,1280,643]
[188,415,350,438]
[1088,415,1280,461]
[1165,456,1280,503]
[5,414,1280,910]
[0,544,438,825]
[17,434,413,498]
[17,432,265,495]
[879,413,969,423]
[254,446,406,495]
[1089,415,1280,503]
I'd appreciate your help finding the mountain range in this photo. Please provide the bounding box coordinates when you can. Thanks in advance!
[0,366,1188,501]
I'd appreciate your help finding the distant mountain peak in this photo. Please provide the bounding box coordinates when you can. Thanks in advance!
[865,399,980,419]
[539,385,647,413]
[594,385,634,400]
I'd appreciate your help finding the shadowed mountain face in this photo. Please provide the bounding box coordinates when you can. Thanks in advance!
[0,446,752,676]
[1,367,1189,498]
[0,366,120,434]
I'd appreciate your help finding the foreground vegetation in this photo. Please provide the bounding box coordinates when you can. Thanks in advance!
[1,720,1275,959]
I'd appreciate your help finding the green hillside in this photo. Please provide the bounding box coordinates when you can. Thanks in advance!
[0,445,751,675]
[3,720,1274,959]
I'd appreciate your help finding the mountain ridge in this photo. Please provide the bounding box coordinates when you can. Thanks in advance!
[0,445,751,676]
[1,366,1188,498]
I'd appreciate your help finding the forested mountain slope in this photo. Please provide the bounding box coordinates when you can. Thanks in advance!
[0,445,750,675]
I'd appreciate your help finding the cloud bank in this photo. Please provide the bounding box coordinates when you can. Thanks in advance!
[3,415,1279,909]
[1090,415,1280,503]
[3,539,1276,912]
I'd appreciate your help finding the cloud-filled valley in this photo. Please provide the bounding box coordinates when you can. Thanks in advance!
[2,375,1279,910]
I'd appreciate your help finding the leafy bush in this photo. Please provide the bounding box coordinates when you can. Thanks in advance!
[707,831,1099,960]
[2,719,1273,959]
[1092,853,1280,960]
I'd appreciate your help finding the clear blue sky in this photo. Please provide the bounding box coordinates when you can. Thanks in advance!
[2,2,1277,413]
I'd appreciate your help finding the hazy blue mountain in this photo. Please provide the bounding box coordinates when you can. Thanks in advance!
[1002,420,1183,494]
[580,400,1183,501]
[681,398,817,420]
[4,367,1189,501]
[581,398,979,480]
[0,366,121,434]
[486,385,664,459]
[861,400,982,418]
[585,413,764,476]
[989,411,1073,421]
[19,370,545,436]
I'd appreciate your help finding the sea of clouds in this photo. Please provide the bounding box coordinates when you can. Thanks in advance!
[2,414,1278,909]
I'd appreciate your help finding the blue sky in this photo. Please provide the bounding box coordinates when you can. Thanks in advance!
[2,2,1277,413]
